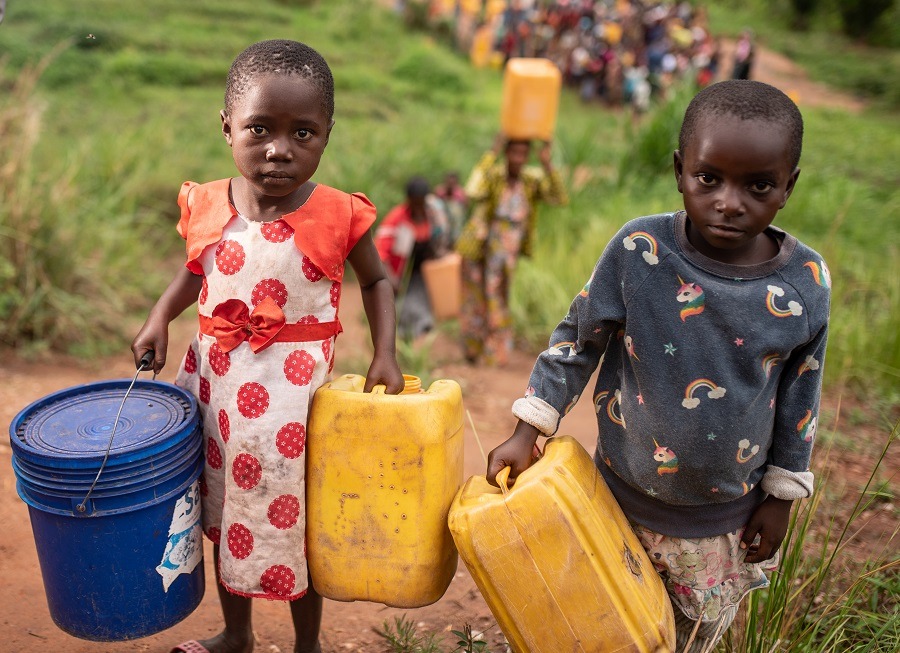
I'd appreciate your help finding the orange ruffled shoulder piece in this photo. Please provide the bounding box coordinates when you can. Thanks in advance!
[176,179,376,282]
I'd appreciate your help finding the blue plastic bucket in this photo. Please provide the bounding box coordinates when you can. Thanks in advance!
[8,379,206,641]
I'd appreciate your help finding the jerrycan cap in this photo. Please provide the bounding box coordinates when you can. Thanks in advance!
[401,375,421,394]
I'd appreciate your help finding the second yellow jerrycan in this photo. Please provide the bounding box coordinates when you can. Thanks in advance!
[501,57,562,141]
[448,436,675,653]
[306,374,464,608]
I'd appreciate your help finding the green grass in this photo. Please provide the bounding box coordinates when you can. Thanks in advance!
[0,0,897,392]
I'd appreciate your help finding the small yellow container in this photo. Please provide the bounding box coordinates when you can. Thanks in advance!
[306,374,464,607]
[448,436,675,653]
[421,252,462,320]
[500,58,562,141]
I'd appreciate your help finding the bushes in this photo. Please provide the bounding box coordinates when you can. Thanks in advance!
[836,0,895,39]
[0,49,164,355]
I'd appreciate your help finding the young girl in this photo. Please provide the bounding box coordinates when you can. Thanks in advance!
[487,81,830,651]
[132,39,404,653]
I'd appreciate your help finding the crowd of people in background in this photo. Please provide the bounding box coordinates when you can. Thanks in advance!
[383,1,756,356]
[414,0,755,114]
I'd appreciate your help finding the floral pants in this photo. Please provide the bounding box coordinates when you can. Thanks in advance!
[630,522,780,652]
[459,217,526,366]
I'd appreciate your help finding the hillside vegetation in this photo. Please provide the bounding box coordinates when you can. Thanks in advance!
[0,0,897,400]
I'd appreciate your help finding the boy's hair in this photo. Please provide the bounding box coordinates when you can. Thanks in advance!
[225,39,335,120]
[679,80,803,170]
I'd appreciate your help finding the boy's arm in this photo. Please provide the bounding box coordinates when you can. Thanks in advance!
[131,266,203,374]
[764,320,829,500]
[744,306,830,563]
[346,231,405,394]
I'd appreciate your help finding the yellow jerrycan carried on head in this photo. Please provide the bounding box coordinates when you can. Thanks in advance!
[307,374,464,608]
[448,435,675,653]
[501,57,562,141]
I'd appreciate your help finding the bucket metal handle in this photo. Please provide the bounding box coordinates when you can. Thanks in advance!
[75,353,157,514]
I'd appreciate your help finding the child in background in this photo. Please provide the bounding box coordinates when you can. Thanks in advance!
[487,81,830,651]
[433,170,468,246]
[132,39,404,653]
[374,175,450,339]
[455,133,567,366]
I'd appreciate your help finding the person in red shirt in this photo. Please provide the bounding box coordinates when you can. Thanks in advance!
[375,176,450,338]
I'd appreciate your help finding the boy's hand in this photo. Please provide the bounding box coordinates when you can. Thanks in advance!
[364,353,404,395]
[741,496,793,563]
[131,316,169,375]
[486,421,542,488]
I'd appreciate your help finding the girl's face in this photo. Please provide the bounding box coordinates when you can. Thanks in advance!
[674,115,799,265]
[505,141,531,179]
[222,74,333,212]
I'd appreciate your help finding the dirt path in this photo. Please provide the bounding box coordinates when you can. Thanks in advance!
[1,281,895,653]
[720,40,866,112]
[0,283,606,653]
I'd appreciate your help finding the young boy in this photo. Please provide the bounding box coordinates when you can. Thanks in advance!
[487,80,830,651]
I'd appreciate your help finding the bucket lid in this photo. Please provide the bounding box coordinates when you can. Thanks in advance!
[9,380,198,468]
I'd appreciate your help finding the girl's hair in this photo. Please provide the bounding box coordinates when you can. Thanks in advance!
[224,39,335,120]
[679,80,803,169]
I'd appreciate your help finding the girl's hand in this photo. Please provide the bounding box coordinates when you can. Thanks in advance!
[741,496,793,563]
[486,421,542,488]
[131,315,169,375]
[130,267,203,375]
[364,353,404,394]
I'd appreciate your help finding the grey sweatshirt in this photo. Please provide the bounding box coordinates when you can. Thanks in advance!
[513,212,830,537]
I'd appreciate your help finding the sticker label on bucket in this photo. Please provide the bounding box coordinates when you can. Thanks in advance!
[156,480,203,592]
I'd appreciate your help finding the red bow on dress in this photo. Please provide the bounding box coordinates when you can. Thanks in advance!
[208,297,285,353]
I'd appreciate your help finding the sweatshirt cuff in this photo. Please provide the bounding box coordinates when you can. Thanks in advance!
[512,396,560,435]
[761,465,814,500]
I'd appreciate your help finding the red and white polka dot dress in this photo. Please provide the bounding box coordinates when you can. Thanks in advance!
[174,180,373,600]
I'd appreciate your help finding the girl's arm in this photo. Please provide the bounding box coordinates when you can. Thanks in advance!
[131,267,203,374]
[346,231,405,394]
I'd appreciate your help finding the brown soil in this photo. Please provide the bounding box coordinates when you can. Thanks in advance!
[1,281,896,653]
[0,44,889,653]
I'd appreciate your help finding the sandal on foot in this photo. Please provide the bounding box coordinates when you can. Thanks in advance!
[170,641,211,653]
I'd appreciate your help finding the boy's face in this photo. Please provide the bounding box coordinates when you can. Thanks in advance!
[222,74,333,209]
[674,115,799,264]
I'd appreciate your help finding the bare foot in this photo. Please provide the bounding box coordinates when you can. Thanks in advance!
[294,640,321,653]
[192,631,254,653]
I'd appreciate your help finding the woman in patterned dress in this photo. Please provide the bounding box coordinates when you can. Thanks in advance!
[132,40,403,653]
[455,133,568,365]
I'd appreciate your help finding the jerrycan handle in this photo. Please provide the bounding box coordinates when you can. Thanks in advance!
[496,466,512,495]
[370,375,422,396]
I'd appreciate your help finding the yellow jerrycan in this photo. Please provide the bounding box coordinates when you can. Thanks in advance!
[448,436,675,652]
[306,374,464,608]
[500,58,562,141]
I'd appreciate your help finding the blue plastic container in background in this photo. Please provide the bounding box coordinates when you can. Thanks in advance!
[8,379,205,641]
